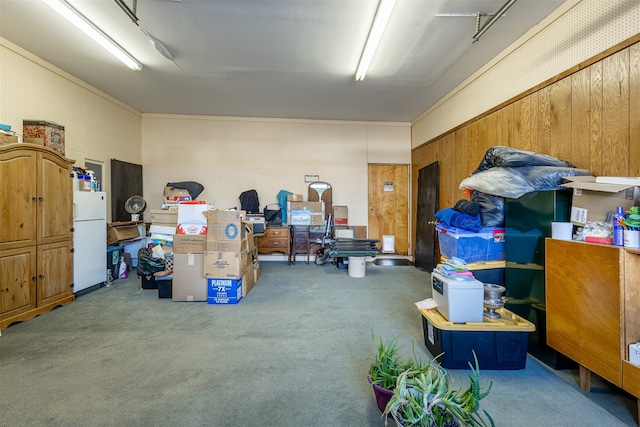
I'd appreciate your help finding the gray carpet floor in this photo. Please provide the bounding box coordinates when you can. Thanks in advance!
[0,261,637,426]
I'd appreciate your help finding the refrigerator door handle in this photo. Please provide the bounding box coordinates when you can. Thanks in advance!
[73,203,78,219]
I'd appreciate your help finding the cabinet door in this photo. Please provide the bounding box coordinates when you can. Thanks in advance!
[37,241,73,306]
[37,151,73,245]
[0,247,37,317]
[0,149,37,250]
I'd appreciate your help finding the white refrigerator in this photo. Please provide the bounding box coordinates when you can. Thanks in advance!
[73,191,107,293]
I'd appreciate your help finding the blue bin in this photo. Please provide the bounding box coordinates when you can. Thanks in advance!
[436,225,505,263]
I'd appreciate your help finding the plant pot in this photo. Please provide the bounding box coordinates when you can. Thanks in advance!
[368,376,393,413]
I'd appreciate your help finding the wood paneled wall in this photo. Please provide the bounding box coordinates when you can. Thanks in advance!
[411,36,640,254]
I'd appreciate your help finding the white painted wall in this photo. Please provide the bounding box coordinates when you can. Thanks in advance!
[1,37,410,226]
[141,115,410,226]
[1,38,142,220]
[412,0,640,147]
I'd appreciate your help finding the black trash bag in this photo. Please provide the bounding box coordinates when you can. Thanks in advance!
[460,166,591,198]
[263,203,283,226]
[471,146,576,174]
[239,189,260,214]
[166,181,204,200]
[137,248,166,276]
[470,191,505,228]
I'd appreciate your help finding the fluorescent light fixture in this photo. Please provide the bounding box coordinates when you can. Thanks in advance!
[355,0,397,81]
[42,0,143,71]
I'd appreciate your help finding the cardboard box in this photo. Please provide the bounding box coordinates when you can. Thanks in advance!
[164,186,191,198]
[0,132,19,145]
[107,222,141,245]
[164,196,192,209]
[172,253,207,301]
[23,120,65,155]
[206,238,243,252]
[290,209,311,225]
[207,210,246,251]
[173,234,207,254]
[562,176,640,225]
[203,251,247,278]
[242,257,256,297]
[150,209,178,226]
[288,201,323,214]
[206,209,245,221]
[334,205,348,225]
[207,278,243,304]
[287,194,304,202]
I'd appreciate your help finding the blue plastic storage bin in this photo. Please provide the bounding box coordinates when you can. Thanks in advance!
[436,224,505,263]
[420,307,533,370]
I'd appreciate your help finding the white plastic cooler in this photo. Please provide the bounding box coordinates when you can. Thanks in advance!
[431,270,484,323]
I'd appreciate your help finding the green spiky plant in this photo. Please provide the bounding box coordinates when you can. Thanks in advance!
[383,352,494,427]
[369,333,424,390]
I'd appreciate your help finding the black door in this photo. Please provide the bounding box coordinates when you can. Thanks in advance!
[111,159,143,222]
[414,161,439,271]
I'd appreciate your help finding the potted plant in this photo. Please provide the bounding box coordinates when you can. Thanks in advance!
[383,353,494,427]
[368,334,423,413]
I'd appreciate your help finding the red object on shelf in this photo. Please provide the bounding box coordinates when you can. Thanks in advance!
[584,236,613,245]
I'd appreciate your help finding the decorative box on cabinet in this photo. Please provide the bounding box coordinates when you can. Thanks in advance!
[546,239,640,423]
[0,144,74,330]
[256,225,291,263]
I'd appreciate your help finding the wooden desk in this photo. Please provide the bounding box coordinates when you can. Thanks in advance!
[546,239,640,424]
[256,226,291,263]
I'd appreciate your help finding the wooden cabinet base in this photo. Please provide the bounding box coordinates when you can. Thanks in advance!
[0,295,74,330]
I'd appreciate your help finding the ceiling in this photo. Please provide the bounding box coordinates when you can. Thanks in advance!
[0,0,566,122]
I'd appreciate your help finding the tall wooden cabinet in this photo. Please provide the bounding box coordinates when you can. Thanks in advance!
[0,144,74,330]
[546,238,640,422]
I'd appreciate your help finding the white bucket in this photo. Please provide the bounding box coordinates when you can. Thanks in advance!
[624,230,640,249]
[348,256,366,278]
[551,222,573,240]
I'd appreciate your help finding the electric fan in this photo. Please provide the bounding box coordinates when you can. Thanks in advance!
[124,195,146,221]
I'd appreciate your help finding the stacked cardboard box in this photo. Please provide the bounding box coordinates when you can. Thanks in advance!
[204,210,248,304]
[287,201,324,226]
[169,209,261,304]
[172,234,208,302]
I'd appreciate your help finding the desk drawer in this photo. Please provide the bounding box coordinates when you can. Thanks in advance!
[264,227,290,238]
[258,237,289,249]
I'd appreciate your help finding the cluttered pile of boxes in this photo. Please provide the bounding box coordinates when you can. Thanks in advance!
[143,201,260,305]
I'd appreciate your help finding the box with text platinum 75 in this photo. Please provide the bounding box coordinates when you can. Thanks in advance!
[207,278,242,304]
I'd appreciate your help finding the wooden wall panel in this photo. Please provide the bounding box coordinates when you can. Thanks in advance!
[511,99,522,151]
[590,61,604,176]
[440,133,456,210]
[629,44,640,177]
[571,67,591,169]
[550,77,572,162]
[538,86,551,155]
[454,127,470,189]
[519,94,533,151]
[411,40,640,257]
[602,49,629,176]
